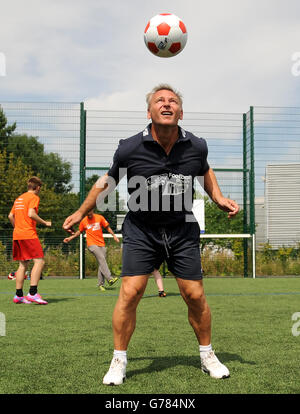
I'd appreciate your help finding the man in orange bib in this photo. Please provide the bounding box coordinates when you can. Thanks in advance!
[64,210,120,291]
[8,176,51,304]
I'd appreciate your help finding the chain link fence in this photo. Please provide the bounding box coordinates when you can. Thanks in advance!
[0,102,299,278]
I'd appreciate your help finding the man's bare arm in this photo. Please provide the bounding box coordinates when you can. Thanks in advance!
[203,168,239,218]
[8,213,15,227]
[63,174,115,232]
[28,209,52,226]
[63,230,81,243]
[105,226,120,243]
[203,168,223,205]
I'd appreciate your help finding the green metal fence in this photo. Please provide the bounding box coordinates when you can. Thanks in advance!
[1,102,299,279]
[0,102,81,276]
[250,106,300,249]
[83,110,254,278]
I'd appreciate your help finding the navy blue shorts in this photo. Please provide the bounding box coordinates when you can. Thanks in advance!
[121,213,203,280]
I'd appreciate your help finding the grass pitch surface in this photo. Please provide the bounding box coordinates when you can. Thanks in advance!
[0,277,300,394]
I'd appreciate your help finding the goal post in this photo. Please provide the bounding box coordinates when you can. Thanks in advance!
[101,233,256,278]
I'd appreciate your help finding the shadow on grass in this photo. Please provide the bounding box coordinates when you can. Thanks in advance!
[141,292,180,299]
[126,353,255,379]
[105,286,120,291]
[46,297,77,304]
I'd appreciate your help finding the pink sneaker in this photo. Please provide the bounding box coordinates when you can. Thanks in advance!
[13,295,32,304]
[25,293,48,305]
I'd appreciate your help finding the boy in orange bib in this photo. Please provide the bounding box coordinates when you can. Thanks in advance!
[64,210,120,291]
[8,177,51,304]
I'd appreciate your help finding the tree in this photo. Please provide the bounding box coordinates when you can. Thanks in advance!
[0,108,16,152]
[0,150,79,247]
[200,196,244,250]
[0,108,72,193]
[38,187,79,242]
[5,134,72,193]
[0,150,33,231]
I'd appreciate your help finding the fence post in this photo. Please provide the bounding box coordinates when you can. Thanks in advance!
[0,312,5,337]
[79,103,86,279]
[243,113,248,278]
[252,234,256,279]
[249,106,256,278]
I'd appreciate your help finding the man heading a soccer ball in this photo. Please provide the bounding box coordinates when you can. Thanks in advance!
[63,84,239,385]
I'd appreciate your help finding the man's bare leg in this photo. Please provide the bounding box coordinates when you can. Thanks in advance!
[30,258,45,286]
[176,278,211,345]
[113,275,149,350]
[176,277,230,379]
[15,261,29,291]
[103,275,149,385]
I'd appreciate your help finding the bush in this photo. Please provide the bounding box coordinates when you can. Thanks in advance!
[1,240,299,278]
[43,247,79,276]
[256,243,300,276]
[0,241,13,275]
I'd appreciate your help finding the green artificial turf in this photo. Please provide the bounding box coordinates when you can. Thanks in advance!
[0,277,300,394]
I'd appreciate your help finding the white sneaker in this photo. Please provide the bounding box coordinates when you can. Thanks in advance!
[201,350,230,379]
[103,357,127,385]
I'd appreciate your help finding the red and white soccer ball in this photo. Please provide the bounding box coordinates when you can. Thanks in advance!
[144,13,188,58]
[8,271,30,280]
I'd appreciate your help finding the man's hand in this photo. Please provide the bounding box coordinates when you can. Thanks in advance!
[63,211,83,234]
[113,235,120,243]
[216,197,239,219]
[45,221,52,227]
[63,237,71,243]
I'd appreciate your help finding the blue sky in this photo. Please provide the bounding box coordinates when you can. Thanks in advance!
[1,0,300,113]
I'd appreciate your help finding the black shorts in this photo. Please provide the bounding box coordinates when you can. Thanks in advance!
[121,213,203,280]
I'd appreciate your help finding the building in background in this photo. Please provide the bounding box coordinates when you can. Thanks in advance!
[256,164,300,249]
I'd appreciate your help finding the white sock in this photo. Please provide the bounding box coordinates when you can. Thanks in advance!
[199,344,212,359]
[113,349,127,364]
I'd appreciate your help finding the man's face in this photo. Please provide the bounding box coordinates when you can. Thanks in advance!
[147,89,183,127]
[87,211,94,219]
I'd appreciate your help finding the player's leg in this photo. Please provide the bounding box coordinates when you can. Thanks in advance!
[103,214,158,385]
[30,257,45,285]
[170,222,229,379]
[176,278,211,344]
[88,246,104,288]
[15,260,29,290]
[88,245,116,289]
[13,260,31,304]
[97,269,105,291]
[98,246,119,286]
[177,278,229,379]
[177,277,229,378]
[25,258,48,304]
[113,275,149,349]
[103,275,149,385]
[152,268,166,297]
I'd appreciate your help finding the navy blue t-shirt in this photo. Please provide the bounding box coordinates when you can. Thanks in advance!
[107,124,210,227]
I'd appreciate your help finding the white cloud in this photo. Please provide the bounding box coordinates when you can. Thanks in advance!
[1,0,300,113]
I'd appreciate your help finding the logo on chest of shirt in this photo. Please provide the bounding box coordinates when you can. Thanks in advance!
[87,222,101,231]
[145,172,192,195]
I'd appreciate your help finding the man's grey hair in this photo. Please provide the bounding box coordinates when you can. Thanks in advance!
[146,84,183,109]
